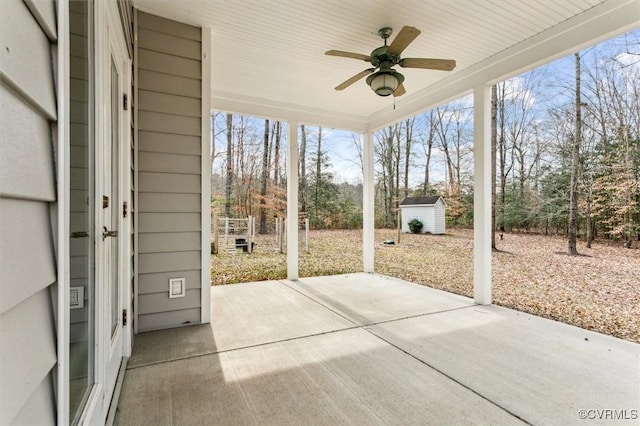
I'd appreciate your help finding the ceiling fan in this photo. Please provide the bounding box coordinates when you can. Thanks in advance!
[326,26,456,97]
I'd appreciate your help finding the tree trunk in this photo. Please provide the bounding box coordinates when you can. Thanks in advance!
[403,118,413,199]
[300,125,307,213]
[259,119,269,233]
[498,84,508,232]
[423,111,434,194]
[315,127,322,220]
[568,52,581,255]
[273,121,281,186]
[394,128,400,223]
[586,189,593,248]
[491,85,498,249]
[386,127,396,227]
[224,113,233,217]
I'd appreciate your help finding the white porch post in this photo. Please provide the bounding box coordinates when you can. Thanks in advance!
[363,131,375,273]
[287,121,299,280]
[473,85,492,304]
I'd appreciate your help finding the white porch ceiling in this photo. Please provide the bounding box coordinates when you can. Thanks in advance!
[133,0,639,132]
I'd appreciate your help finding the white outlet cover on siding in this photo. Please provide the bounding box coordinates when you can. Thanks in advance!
[168,278,186,298]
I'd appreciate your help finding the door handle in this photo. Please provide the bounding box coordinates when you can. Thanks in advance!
[102,226,118,240]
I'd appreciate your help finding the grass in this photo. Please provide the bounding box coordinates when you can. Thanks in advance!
[211,228,640,342]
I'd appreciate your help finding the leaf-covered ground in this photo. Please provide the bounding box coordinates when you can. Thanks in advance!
[211,229,640,342]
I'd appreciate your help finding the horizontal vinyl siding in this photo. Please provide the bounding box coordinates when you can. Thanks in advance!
[0,84,56,201]
[0,199,56,313]
[0,287,56,425]
[10,374,56,425]
[138,289,201,315]
[138,193,201,212]
[137,308,201,332]
[138,131,201,155]
[138,251,201,274]
[401,203,446,234]
[137,27,201,60]
[0,0,58,423]
[138,49,201,79]
[401,206,430,234]
[136,11,202,332]
[138,91,201,117]
[137,69,201,98]
[138,269,201,294]
[138,232,201,253]
[434,201,446,234]
[138,213,201,233]
[135,11,200,41]
[138,152,201,174]
[424,208,436,234]
[138,172,200,193]
[0,0,56,118]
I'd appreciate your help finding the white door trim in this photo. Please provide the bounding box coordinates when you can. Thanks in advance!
[81,0,131,423]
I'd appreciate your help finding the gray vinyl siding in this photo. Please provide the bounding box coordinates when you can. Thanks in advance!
[135,11,203,332]
[68,0,91,349]
[0,0,58,424]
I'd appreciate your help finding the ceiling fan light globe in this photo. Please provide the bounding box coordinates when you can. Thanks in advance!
[367,70,404,97]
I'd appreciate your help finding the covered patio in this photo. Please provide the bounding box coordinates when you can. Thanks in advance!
[114,274,638,425]
[120,0,639,424]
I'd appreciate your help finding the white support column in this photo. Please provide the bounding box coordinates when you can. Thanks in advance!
[473,85,492,305]
[287,122,299,280]
[200,27,212,324]
[363,132,375,273]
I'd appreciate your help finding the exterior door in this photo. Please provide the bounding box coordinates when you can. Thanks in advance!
[68,2,131,424]
[101,20,129,413]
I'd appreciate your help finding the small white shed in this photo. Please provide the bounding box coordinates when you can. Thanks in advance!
[399,196,446,234]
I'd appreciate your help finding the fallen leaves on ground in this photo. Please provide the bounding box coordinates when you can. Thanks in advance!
[211,229,639,342]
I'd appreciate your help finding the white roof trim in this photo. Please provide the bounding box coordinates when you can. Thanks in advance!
[211,90,368,132]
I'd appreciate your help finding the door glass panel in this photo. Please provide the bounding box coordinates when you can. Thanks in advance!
[110,56,120,337]
[69,0,94,422]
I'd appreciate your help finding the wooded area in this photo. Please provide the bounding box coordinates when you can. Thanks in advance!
[210,31,639,248]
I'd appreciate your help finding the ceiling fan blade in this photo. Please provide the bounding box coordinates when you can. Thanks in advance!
[325,50,371,62]
[400,58,456,71]
[335,68,375,91]
[393,83,406,97]
[388,26,421,55]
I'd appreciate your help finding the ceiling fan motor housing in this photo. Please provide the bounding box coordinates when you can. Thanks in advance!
[370,46,400,68]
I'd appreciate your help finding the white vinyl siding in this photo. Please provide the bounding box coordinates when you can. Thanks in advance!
[434,199,446,234]
[135,11,203,332]
[400,198,446,235]
[0,0,58,424]
[401,206,431,233]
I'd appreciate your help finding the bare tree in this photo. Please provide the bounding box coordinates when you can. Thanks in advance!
[421,111,436,194]
[272,121,282,186]
[259,119,269,233]
[224,113,233,217]
[568,52,582,255]
[491,85,498,249]
[299,125,307,213]
[403,117,414,198]
[315,126,323,219]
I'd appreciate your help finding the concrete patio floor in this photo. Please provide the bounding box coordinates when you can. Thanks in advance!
[114,273,639,425]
